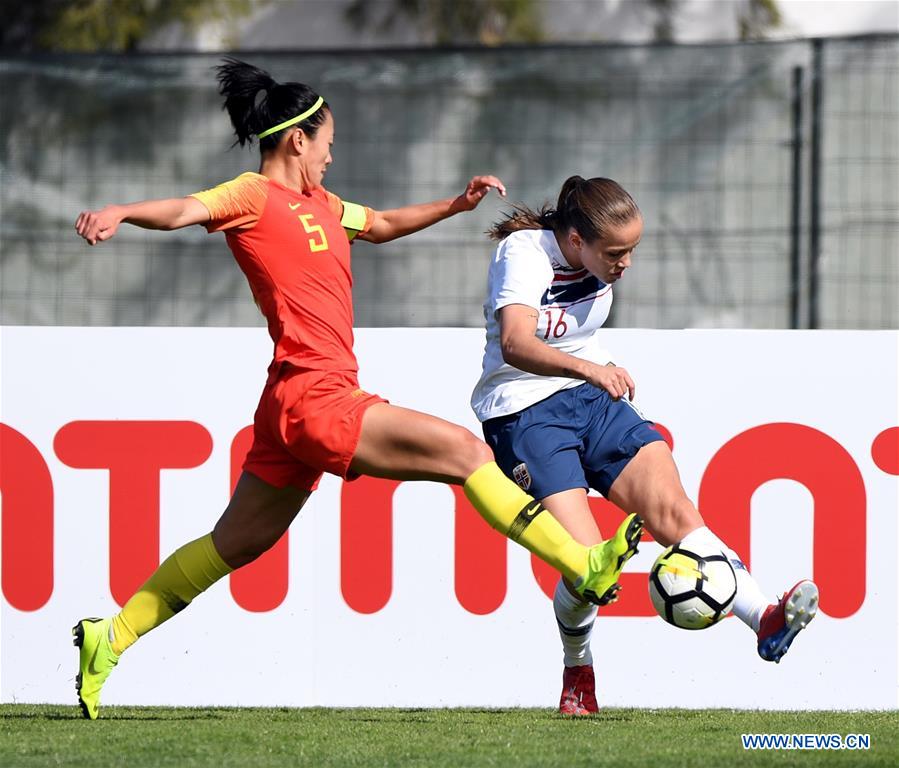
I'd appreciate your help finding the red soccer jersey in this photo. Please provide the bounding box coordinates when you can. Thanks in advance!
[191,173,373,373]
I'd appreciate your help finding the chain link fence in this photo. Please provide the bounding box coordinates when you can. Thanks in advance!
[1,36,896,329]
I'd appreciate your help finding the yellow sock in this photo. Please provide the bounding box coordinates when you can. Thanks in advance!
[463,462,587,583]
[110,533,232,655]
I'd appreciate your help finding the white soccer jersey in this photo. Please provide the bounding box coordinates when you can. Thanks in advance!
[470,228,614,422]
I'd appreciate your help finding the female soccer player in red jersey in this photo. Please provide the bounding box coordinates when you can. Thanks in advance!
[70,59,643,719]
[473,176,820,715]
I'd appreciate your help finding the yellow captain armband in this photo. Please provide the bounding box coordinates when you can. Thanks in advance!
[340,201,368,241]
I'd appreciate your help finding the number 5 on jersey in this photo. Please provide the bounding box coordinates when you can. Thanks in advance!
[297,213,329,252]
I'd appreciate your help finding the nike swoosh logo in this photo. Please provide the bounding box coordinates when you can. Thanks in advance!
[288,202,302,210]
[87,645,102,676]
[508,501,543,541]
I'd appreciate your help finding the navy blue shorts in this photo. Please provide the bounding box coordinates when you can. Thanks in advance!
[482,384,665,500]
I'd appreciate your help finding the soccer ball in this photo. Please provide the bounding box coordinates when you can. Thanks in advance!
[648,542,737,630]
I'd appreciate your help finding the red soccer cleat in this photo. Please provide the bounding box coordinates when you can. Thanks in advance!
[559,664,599,715]
[757,580,819,663]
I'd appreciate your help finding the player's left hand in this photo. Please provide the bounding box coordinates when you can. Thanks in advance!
[453,175,507,212]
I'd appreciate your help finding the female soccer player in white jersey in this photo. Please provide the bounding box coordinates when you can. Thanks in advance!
[471,176,819,715]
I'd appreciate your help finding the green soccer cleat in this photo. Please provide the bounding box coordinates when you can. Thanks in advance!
[574,513,644,606]
[72,617,119,720]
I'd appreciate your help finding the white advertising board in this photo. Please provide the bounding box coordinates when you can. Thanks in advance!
[1,327,897,709]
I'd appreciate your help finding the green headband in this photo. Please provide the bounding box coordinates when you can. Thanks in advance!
[257,96,324,139]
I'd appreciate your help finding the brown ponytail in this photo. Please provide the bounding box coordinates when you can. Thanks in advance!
[488,175,640,242]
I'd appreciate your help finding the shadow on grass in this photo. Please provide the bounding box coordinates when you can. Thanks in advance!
[0,710,226,722]
[0,711,84,721]
[0,706,646,724]
[336,708,641,725]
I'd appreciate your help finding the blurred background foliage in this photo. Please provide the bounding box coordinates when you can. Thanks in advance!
[1,0,783,52]
[0,0,256,52]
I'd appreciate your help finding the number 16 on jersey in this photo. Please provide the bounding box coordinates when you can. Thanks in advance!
[543,308,568,339]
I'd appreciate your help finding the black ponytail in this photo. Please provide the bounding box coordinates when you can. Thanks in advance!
[215,57,329,152]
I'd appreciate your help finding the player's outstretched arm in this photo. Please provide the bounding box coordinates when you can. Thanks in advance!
[75,197,211,246]
[358,175,506,244]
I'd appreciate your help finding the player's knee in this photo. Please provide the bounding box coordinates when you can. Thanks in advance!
[652,497,703,547]
[225,531,279,568]
[213,523,281,569]
[462,434,496,476]
[446,427,495,481]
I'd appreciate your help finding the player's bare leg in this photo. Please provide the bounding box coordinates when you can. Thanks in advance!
[350,402,493,483]
[605,441,700,547]
[609,441,817,660]
[74,473,309,719]
[351,402,642,605]
[212,473,311,568]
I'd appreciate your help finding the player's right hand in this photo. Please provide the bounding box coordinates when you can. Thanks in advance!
[75,205,122,245]
[586,363,635,401]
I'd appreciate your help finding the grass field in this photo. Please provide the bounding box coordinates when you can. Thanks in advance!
[2,705,897,767]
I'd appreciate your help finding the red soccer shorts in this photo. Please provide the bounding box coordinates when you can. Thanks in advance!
[243,367,387,491]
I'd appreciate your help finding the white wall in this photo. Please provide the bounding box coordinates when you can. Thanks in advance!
[1,327,897,708]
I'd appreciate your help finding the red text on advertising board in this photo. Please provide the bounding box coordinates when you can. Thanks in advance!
[3,422,897,617]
